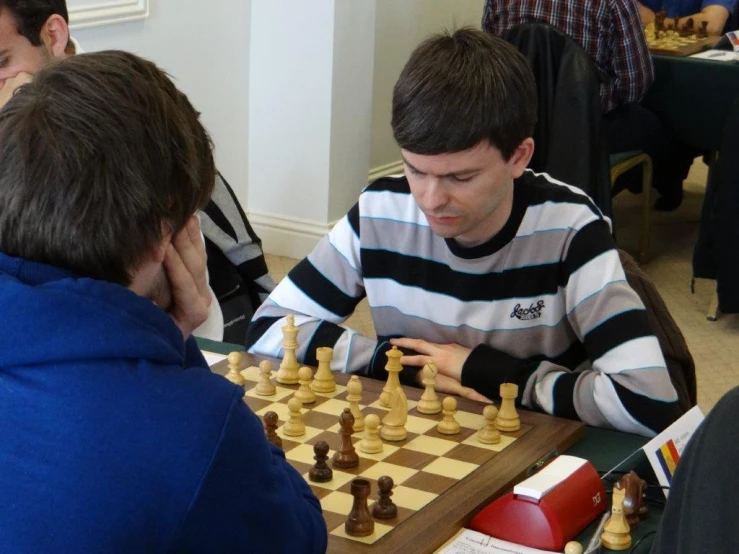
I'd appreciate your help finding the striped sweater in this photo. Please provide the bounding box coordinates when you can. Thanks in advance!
[246,171,681,436]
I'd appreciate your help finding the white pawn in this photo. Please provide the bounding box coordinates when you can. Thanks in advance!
[358,414,383,454]
[294,366,316,404]
[347,376,365,432]
[224,352,245,386]
[255,360,276,396]
[417,362,441,415]
[478,405,501,444]
[282,397,305,437]
[437,397,460,435]
[564,542,583,554]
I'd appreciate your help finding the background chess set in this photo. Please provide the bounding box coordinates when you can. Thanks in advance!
[239,362,531,546]
[644,15,720,56]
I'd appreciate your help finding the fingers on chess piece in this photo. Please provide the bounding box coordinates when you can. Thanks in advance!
[263,411,282,449]
[282,397,306,437]
[437,396,461,435]
[311,346,336,393]
[381,386,408,442]
[417,362,442,415]
[347,375,365,432]
[276,314,300,385]
[309,440,333,483]
[600,486,632,550]
[225,351,246,386]
[379,346,403,408]
[345,478,374,537]
[333,408,360,469]
[372,475,398,520]
[255,360,276,396]
[477,404,501,444]
[295,366,317,404]
[495,383,520,432]
[358,414,383,454]
[564,541,583,554]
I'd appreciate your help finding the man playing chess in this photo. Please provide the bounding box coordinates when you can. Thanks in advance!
[0,51,326,552]
[246,29,683,438]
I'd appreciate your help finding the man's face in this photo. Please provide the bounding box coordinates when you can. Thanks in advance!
[0,9,52,89]
[402,141,524,247]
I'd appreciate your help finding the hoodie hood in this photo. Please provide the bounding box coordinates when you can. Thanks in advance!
[0,252,186,369]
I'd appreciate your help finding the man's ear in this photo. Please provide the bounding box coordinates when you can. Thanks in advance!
[153,221,174,264]
[39,14,70,59]
[509,138,535,179]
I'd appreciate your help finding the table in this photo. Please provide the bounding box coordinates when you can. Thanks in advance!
[199,339,660,553]
[643,54,739,151]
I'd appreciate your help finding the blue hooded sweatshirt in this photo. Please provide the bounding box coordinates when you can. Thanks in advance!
[0,253,327,553]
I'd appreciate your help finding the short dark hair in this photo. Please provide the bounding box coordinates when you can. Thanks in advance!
[0,0,68,46]
[392,28,537,160]
[0,50,215,285]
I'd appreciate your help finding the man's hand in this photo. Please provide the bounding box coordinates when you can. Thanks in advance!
[637,2,655,25]
[0,72,33,110]
[390,337,471,382]
[163,216,212,338]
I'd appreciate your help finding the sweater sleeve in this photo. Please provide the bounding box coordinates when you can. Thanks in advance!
[169,389,327,553]
[245,203,382,375]
[462,219,682,437]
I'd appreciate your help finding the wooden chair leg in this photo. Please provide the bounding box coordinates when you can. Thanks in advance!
[707,289,720,321]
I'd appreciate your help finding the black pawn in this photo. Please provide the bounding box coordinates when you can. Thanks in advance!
[309,441,333,482]
[372,475,397,519]
[264,411,282,449]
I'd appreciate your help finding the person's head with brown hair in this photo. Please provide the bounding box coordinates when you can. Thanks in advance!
[0,50,215,292]
[392,28,537,247]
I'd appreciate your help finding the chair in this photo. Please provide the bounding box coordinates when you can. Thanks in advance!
[610,151,653,264]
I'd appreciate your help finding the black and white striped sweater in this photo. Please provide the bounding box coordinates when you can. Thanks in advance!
[246,171,681,436]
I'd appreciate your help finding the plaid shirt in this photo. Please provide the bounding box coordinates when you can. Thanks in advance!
[482,0,654,113]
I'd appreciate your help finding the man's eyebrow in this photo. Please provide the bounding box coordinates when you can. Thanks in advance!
[401,155,482,178]
[0,49,10,57]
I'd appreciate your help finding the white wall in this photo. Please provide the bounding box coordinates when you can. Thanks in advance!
[370,0,484,173]
[73,0,251,204]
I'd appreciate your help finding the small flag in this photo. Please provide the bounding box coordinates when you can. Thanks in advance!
[654,439,681,483]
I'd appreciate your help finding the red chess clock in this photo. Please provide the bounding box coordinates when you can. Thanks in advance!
[469,455,606,551]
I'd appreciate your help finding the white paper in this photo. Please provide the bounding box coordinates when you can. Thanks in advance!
[513,455,586,500]
[690,49,739,61]
[201,350,227,368]
[437,529,558,554]
[642,405,705,497]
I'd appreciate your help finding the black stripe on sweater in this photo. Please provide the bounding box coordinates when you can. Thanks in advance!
[611,379,682,434]
[305,322,346,366]
[584,310,653,361]
[563,219,617,280]
[552,372,579,420]
[347,203,360,238]
[244,316,282,349]
[289,259,360,317]
[365,176,411,194]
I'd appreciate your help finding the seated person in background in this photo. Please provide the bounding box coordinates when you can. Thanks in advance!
[0,51,325,552]
[0,0,274,343]
[481,0,675,210]
[246,28,683,437]
[638,0,733,35]
[650,386,739,553]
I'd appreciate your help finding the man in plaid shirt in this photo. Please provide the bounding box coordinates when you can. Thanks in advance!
[483,0,682,210]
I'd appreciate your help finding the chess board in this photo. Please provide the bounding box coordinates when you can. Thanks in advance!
[212,354,584,554]
[646,31,720,56]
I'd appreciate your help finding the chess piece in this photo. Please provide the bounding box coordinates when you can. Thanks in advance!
[437,396,461,435]
[224,351,245,386]
[311,346,336,393]
[379,346,403,408]
[275,314,300,384]
[255,360,276,396]
[295,366,317,404]
[417,362,442,415]
[332,408,359,468]
[263,411,282,449]
[617,471,648,526]
[564,541,583,554]
[477,404,501,444]
[381,387,408,441]
[347,376,365,432]
[600,486,632,550]
[699,20,709,38]
[372,475,398,519]
[282,397,305,437]
[345,478,374,537]
[358,414,383,454]
[496,383,520,432]
[308,440,333,483]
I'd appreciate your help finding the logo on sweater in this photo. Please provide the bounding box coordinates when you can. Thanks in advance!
[510,300,545,321]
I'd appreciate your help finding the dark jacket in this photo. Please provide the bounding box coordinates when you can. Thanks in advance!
[500,23,612,219]
[0,253,326,553]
